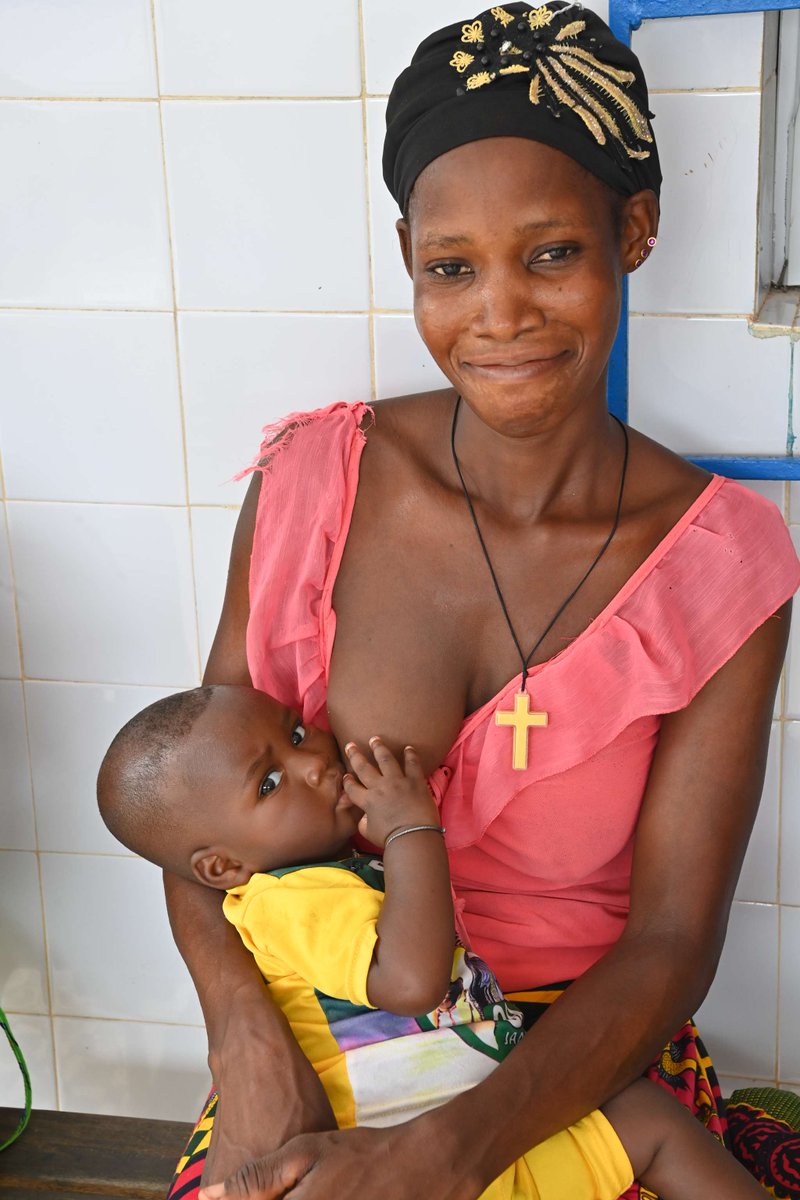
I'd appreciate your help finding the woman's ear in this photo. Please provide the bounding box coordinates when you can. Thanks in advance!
[191,847,251,891]
[620,189,659,276]
[396,218,413,279]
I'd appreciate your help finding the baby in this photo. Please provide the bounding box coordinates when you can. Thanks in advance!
[97,684,766,1200]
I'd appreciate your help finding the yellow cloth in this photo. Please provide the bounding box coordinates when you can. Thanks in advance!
[225,865,633,1200]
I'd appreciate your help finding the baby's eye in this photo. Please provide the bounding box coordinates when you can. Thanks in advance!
[291,722,306,747]
[258,768,284,797]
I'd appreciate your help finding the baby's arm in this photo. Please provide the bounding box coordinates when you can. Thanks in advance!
[343,739,454,1016]
[604,1078,767,1198]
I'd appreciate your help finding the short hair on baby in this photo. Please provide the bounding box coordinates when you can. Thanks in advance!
[97,686,216,873]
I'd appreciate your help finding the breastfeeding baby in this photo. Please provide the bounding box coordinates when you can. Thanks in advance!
[97,684,767,1200]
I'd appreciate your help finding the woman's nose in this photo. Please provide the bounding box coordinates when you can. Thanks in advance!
[473,267,545,339]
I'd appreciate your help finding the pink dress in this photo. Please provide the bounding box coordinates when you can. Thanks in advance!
[244,401,800,994]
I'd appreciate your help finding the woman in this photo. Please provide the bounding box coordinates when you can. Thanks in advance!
[165,5,800,1198]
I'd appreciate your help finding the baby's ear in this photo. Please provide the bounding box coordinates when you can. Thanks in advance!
[191,847,251,890]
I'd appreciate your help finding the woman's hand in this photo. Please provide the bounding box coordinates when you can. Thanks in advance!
[199,1120,481,1200]
[200,989,337,1186]
[343,738,440,847]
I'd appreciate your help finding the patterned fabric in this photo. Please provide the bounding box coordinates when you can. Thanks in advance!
[166,985,723,1200]
[727,1089,800,1199]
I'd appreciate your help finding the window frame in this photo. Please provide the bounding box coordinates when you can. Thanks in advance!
[608,0,800,479]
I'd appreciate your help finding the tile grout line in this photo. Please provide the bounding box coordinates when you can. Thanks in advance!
[357,0,378,405]
[149,0,204,684]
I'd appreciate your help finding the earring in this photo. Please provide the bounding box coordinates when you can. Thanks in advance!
[634,237,657,269]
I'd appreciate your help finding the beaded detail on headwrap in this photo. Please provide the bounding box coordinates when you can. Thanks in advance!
[450,4,652,165]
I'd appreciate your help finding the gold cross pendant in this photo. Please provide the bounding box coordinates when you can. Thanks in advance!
[495,690,548,771]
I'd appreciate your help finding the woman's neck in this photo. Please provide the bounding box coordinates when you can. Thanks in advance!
[451,395,623,525]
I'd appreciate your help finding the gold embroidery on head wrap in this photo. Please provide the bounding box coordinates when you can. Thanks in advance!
[537,57,607,145]
[461,20,485,43]
[447,5,655,167]
[555,20,586,40]
[528,6,554,29]
[450,50,476,72]
[550,43,636,85]
[557,53,652,141]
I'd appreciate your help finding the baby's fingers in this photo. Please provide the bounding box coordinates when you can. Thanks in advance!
[403,744,426,782]
[343,741,380,786]
[368,736,403,778]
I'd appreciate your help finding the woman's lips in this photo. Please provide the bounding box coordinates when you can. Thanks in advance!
[463,351,567,380]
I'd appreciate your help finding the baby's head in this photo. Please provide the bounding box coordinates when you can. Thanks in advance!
[97,685,361,889]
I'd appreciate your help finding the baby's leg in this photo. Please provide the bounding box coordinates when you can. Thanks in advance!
[603,1078,766,1198]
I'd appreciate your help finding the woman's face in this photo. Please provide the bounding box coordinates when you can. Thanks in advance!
[398,137,656,438]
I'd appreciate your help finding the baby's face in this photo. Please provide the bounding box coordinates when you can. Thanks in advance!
[186,687,362,887]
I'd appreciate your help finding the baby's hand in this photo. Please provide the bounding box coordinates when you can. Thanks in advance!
[342,738,439,848]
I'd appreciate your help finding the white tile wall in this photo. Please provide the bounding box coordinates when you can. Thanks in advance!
[26,681,177,855]
[0,1014,57,1111]
[0,0,157,99]
[179,313,372,503]
[632,13,765,92]
[0,851,49,1015]
[41,854,203,1025]
[0,510,19,679]
[161,101,370,310]
[154,0,361,97]
[628,317,790,456]
[0,312,184,504]
[629,93,761,316]
[191,507,241,666]
[54,1015,209,1120]
[0,681,35,851]
[0,102,172,309]
[696,902,779,1080]
[8,502,199,686]
[2,3,799,1128]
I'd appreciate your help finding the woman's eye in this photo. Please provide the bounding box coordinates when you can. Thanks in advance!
[430,262,470,278]
[534,246,573,264]
[258,768,284,797]
[291,722,306,747]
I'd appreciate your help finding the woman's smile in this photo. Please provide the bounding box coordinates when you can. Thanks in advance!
[462,348,570,381]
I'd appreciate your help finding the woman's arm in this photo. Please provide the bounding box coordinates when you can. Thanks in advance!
[198,602,790,1200]
[165,473,336,1184]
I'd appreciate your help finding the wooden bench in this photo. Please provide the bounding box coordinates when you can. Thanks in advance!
[0,1107,192,1198]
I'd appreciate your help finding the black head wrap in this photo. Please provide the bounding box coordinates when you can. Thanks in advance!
[383,2,661,213]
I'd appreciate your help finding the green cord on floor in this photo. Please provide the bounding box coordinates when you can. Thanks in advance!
[0,1004,31,1151]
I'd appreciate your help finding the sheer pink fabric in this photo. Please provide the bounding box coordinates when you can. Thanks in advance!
[242,401,800,992]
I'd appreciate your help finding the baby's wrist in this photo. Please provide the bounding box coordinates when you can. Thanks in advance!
[383,823,446,850]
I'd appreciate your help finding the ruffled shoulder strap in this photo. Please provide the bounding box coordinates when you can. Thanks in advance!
[445,479,800,849]
[243,401,372,724]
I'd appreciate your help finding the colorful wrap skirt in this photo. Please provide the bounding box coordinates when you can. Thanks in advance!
[165,983,761,1200]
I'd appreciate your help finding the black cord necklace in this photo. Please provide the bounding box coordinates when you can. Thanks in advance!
[450,394,629,771]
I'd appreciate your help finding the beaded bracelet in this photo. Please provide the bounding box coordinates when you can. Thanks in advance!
[383,823,446,850]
